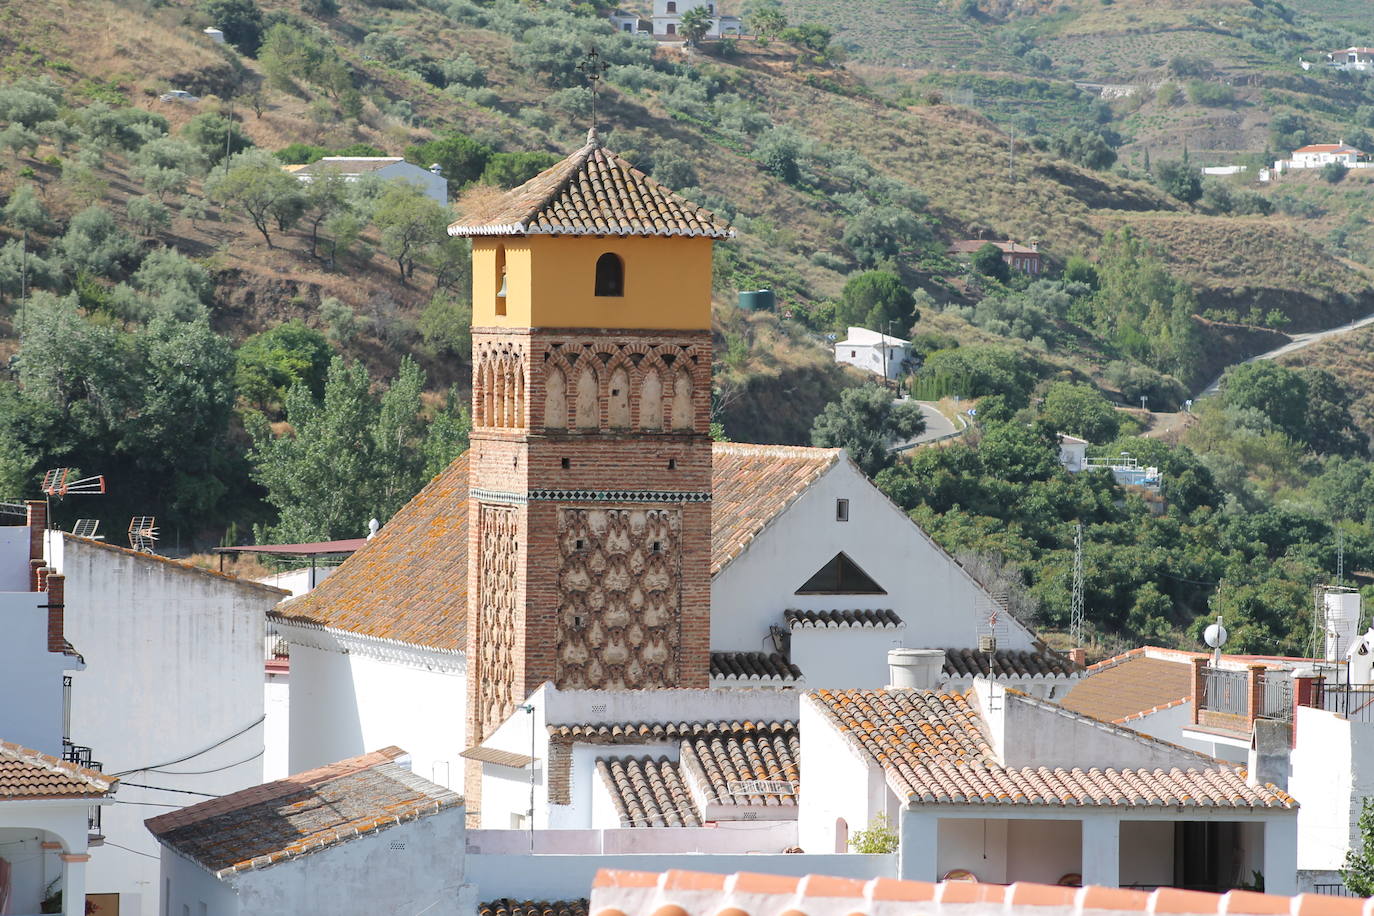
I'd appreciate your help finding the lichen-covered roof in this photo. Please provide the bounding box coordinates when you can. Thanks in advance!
[145,747,461,876]
[449,130,733,239]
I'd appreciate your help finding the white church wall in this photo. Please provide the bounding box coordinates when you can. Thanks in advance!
[284,624,466,792]
[48,533,274,916]
[710,459,1034,656]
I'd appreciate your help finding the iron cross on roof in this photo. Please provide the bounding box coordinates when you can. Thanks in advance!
[577,48,611,135]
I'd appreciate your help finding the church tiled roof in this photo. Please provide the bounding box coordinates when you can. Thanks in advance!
[272,445,843,652]
[709,651,802,683]
[448,130,733,239]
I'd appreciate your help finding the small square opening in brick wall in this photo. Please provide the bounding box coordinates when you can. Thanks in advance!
[667,458,676,469]
[561,457,570,469]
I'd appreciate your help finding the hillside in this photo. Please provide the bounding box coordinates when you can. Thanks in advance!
[1,0,1372,548]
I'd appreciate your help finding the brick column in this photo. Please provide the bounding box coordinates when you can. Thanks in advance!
[1247,664,1267,725]
[46,573,65,653]
[1190,656,1207,725]
[26,499,45,564]
[30,558,44,592]
[1068,648,1087,667]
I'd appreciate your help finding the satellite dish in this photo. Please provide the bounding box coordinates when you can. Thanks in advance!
[1203,616,1228,650]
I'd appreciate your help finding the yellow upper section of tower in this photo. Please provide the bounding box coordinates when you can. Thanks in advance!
[471,236,714,330]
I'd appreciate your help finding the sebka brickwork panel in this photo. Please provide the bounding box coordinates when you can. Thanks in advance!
[556,506,683,689]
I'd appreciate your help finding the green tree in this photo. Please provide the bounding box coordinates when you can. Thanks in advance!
[180,112,253,167]
[811,384,925,476]
[419,292,473,358]
[849,813,899,854]
[1040,381,1121,443]
[836,271,917,333]
[248,357,448,541]
[480,151,559,188]
[200,0,265,55]
[57,206,139,278]
[205,149,305,247]
[373,182,449,283]
[971,242,1011,283]
[126,195,171,236]
[754,127,803,185]
[406,133,492,189]
[843,206,929,269]
[679,6,713,45]
[235,320,333,412]
[0,87,59,127]
[298,168,354,259]
[750,4,787,41]
[1220,362,1308,445]
[3,185,48,232]
[1342,798,1374,896]
[1156,160,1203,203]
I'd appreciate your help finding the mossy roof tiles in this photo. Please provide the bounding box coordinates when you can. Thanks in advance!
[0,740,116,800]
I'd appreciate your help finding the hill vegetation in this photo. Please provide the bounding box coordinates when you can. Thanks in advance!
[0,0,1371,654]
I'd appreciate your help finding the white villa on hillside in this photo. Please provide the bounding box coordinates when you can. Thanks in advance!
[651,0,742,38]
[286,157,448,205]
[834,327,911,381]
[1273,143,1369,175]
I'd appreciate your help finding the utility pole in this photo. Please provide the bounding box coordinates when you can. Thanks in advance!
[1337,527,1345,586]
[19,229,28,335]
[1070,521,1085,648]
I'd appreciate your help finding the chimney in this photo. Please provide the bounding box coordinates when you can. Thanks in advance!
[46,573,65,653]
[1068,647,1087,667]
[26,500,45,563]
[887,648,946,690]
[1248,717,1290,791]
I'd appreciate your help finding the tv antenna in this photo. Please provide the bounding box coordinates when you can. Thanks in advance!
[41,468,107,498]
[577,48,610,136]
[1070,521,1085,648]
[0,500,26,519]
[71,519,102,540]
[128,516,159,553]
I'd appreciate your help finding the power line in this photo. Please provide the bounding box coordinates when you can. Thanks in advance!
[102,840,163,861]
[118,781,222,798]
[113,799,182,808]
[113,715,264,776]
[150,747,264,775]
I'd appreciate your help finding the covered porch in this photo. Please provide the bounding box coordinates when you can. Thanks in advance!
[897,809,1297,895]
[0,809,97,916]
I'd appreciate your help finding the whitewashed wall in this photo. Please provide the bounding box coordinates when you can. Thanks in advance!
[0,589,71,755]
[47,533,278,916]
[263,667,290,781]
[0,526,30,589]
[790,627,909,691]
[710,460,1035,674]
[1290,706,1363,871]
[797,696,892,854]
[282,624,466,792]
[377,162,448,205]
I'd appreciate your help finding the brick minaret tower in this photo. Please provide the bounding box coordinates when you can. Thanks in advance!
[450,130,733,758]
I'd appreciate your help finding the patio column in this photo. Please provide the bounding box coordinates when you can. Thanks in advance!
[1081,815,1120,888]
[1263,816,1298,896]
[898,809,939,882]
[59,854,89,916]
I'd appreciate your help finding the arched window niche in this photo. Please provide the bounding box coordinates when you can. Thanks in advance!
[594,252,624,298]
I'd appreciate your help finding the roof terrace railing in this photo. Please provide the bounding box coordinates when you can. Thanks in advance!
[1199,666,1248,716]
[1259,671,1293,721]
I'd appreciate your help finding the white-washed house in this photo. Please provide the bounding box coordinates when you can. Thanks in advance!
[833,327,911,381]
[288,157,448,205]
[651,0,742,39]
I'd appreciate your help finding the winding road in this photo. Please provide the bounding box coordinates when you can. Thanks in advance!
[1199,312,1374,397]
[892,401,964,452]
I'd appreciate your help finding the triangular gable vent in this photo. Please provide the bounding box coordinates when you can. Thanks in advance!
[795,552,886,595]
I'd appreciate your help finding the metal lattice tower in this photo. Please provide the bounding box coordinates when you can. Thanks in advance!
[1337,527,1345,586]
[1070,521,1085,647]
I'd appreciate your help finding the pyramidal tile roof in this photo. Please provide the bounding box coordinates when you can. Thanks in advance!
[0,740,117,799]
[448,129,734,239]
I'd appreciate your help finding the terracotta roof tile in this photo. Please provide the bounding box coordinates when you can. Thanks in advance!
[144,747,462,876]
[273,445,840,650]
[1060,653,1193,723]
[709,651,802,683]
[943,648,1081,679]
[450,131,732,239]
[590,870,1348,916]
[680,724,799,808]
[0,740,117,799]
[710,445,841,575]
[597,756,702,827]
[481,901,588,916]
[548,720,794,744]
[272,454,469,650]
[784,609,902,629]
[808,688,1294,809]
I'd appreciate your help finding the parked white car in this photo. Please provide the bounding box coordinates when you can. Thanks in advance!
[159,90,200,102]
